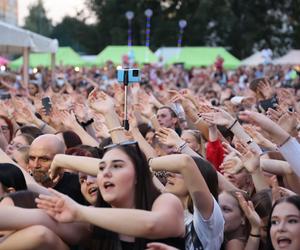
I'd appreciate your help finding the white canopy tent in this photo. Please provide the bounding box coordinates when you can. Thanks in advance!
[155,47,181,64]
[273,50,300,65]
[241,52,265,66]
[0,20,58,86]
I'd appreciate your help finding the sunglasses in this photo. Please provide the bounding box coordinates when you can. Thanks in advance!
[103,140,138,150]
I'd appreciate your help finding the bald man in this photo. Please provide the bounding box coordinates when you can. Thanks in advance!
[28,134,86,204]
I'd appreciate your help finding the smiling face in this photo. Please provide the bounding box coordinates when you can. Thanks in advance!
[97,148,136,208]
[270,202,300,250]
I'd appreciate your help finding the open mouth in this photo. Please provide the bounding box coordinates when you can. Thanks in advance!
[103,181,115,190]
[277,237,292,247]
[88,186,98,195]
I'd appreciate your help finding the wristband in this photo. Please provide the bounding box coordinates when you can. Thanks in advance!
[177,141,187,152]
[249,233,260,238]
[80,118,94,127]
[277,135,291,148]
[227,119,238,131]
[108,126,123,133]
[39,122,47,131]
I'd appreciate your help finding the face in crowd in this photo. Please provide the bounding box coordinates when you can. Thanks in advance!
[79,173,98,206]
[156,107,178,129]
[28,135,65,186]
[269,198,300,250]
[97,147,136,208]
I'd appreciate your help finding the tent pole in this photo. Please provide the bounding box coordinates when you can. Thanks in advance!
[23,47,29,92]
[51,52,56,85]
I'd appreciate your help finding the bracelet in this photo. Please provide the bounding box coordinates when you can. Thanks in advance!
[227,119,238,131]
[194,117,202,125]
[39,122,47,131]
[177,141,187,152]
[246,138,253,144]
[108,126,123,133]
[277,135,291,148]
[80,118,94,127]
[249,233,260,238]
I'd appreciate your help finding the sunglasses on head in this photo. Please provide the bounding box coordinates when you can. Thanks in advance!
[103,140,138,150]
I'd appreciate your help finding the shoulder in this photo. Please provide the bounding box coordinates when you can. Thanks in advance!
[152,193,183,212]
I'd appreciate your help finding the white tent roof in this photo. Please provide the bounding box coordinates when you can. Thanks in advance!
[273,50,300,65]
[0,20,58,54]
[155,47,181,64]
[241,52,265,65]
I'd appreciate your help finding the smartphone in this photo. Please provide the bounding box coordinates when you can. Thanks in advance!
[41,96,52,115]
[258,95,278,112]
[0,93,11,100]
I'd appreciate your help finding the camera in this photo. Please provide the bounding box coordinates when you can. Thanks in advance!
[117,68,140,84]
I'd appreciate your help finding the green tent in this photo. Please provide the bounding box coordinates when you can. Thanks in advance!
[93,46,157,65]
[166,47,241,69]
[9,47,85,69]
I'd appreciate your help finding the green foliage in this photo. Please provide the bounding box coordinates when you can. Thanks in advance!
[23,0,52,37]
[22,0,300,58]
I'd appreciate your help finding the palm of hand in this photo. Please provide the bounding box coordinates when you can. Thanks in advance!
[278,113,297,133]
[51,198,76,223]
[89,96,114,114]
[242,151,259,172]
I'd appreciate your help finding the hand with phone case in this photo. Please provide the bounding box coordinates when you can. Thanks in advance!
[42,96,52,115]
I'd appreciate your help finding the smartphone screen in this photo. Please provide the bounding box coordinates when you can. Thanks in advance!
[41,96,52,115]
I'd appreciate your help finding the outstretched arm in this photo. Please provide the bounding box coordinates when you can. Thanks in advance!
[36,189,184,239]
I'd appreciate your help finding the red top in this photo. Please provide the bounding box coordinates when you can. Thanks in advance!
[206,139,224,172]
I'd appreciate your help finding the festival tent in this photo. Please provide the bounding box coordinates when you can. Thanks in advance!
[273,50,300,65]
[10,47,85,69]
[165,47,241,69]
[94,46,158,65]
[155,47,181,64]
[0,20,58,85]
[241,52,266,66]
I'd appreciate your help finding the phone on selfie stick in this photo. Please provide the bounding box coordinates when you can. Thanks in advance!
[117,68,140,130]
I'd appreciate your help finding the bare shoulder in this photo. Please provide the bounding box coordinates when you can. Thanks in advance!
[152,193,183,211]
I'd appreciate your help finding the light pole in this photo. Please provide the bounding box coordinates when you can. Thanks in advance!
[144,9,153,47]
[177,19,187,47]
[125,11,134,47]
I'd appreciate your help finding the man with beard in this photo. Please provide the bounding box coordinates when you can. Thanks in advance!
[28,134,86,204]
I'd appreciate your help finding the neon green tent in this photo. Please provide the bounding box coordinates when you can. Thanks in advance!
[166,47,241,69]
[93,46,157,65]
[9,47,85,69]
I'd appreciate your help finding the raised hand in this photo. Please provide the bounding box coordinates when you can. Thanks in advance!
[201,107,235,127]
[257,78,273,99]
[155,127,184,148]
[220,157,243,175]
[235,141,260,173]
[277,111,298,135]
[243,124,275,149]
[88,89,115,115]
[36,188,80,223]
[236,192,262,231]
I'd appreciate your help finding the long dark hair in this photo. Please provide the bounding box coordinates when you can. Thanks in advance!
[93,144,161,250]
[0,163,27,193]
[266,195,300,250]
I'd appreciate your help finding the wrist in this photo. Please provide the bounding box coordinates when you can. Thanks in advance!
[175,139,186,149]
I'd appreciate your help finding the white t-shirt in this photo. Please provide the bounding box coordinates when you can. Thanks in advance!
[185,198,224,250]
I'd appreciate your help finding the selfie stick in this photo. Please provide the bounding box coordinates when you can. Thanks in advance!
[123,70,129,131]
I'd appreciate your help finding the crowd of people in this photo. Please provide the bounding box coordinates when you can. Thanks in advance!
[0,58,299,250]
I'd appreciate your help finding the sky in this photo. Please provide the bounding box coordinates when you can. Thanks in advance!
[18,0,90,25]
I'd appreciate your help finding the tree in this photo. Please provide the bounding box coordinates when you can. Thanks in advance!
[51,16,100,54]
[23,0,53,37]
